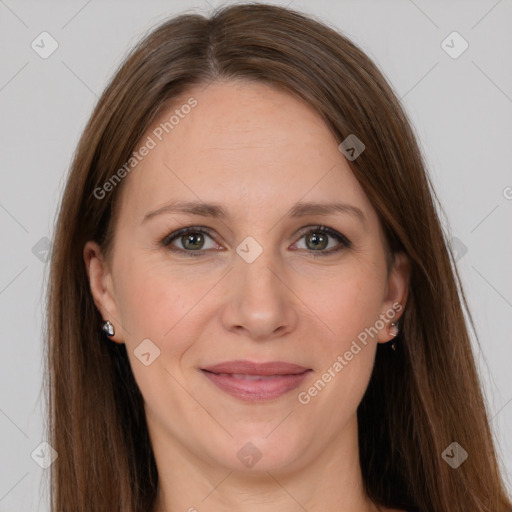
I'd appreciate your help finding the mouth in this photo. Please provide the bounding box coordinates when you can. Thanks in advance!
[201,360,312,402]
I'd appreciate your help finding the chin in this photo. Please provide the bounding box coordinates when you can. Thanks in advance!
[208,431,307,474]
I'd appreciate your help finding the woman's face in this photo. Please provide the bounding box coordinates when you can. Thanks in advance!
[85,79,409,474]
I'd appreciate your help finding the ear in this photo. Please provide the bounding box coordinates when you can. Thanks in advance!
[83,241,125,344]
[377,251,410,344]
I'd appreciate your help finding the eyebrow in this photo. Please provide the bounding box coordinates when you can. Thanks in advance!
[142,200,366,225]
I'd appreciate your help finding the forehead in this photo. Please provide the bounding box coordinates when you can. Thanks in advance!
[116,79,375,225]
[153,80,336,164]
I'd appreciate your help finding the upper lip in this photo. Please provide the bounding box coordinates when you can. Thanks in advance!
[202,360,311,376]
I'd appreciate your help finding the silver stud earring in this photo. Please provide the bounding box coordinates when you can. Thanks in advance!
[102,320,115,337]
[389,321,400,350]
[389,321,400,337]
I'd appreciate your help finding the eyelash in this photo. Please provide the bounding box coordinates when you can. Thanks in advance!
[161,225,351,258]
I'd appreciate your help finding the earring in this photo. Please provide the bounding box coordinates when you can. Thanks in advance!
[389,321,400,337]
[389,321,400,351]
[102,320,115,338]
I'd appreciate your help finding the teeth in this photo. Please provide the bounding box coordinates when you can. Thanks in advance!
[219,373,283,380]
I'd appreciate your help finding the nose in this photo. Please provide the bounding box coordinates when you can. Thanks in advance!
[220,247,298,342]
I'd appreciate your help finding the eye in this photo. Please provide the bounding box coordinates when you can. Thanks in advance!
[161,227,220,256]
[161,225,351,258]
[291,225,351,256]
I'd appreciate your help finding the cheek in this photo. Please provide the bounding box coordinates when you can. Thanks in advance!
[294,265,384,409]
[304,265,386,350]
[112,258,208,413]
[112,253,205,355]
[297,273,381,420]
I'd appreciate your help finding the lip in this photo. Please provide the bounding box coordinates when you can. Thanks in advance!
[201,360,312,402]
[203,360,310,376]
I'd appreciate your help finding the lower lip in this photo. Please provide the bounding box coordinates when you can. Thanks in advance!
[202,370,311,402]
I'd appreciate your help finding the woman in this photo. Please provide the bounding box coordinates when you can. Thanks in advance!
[46,3,512,511]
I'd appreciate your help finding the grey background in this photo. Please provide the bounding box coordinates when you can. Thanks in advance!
[0,0,511,510]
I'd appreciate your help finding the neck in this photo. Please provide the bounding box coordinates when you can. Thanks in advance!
[150,415,378,512]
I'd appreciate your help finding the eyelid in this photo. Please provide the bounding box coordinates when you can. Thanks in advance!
[292,225,352,256]
[161,226,221,256]
[295,225,351,246]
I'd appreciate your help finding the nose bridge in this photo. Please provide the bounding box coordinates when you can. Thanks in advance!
[220,234,297,340]
[234,234,284,301]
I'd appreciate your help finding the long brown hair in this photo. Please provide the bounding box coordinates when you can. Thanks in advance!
[45,3,512,511]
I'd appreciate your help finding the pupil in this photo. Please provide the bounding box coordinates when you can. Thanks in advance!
[307,232,327,250]
[183,233,203,250]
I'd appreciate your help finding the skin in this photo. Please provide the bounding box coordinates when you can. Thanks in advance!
[85,79,410,512]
